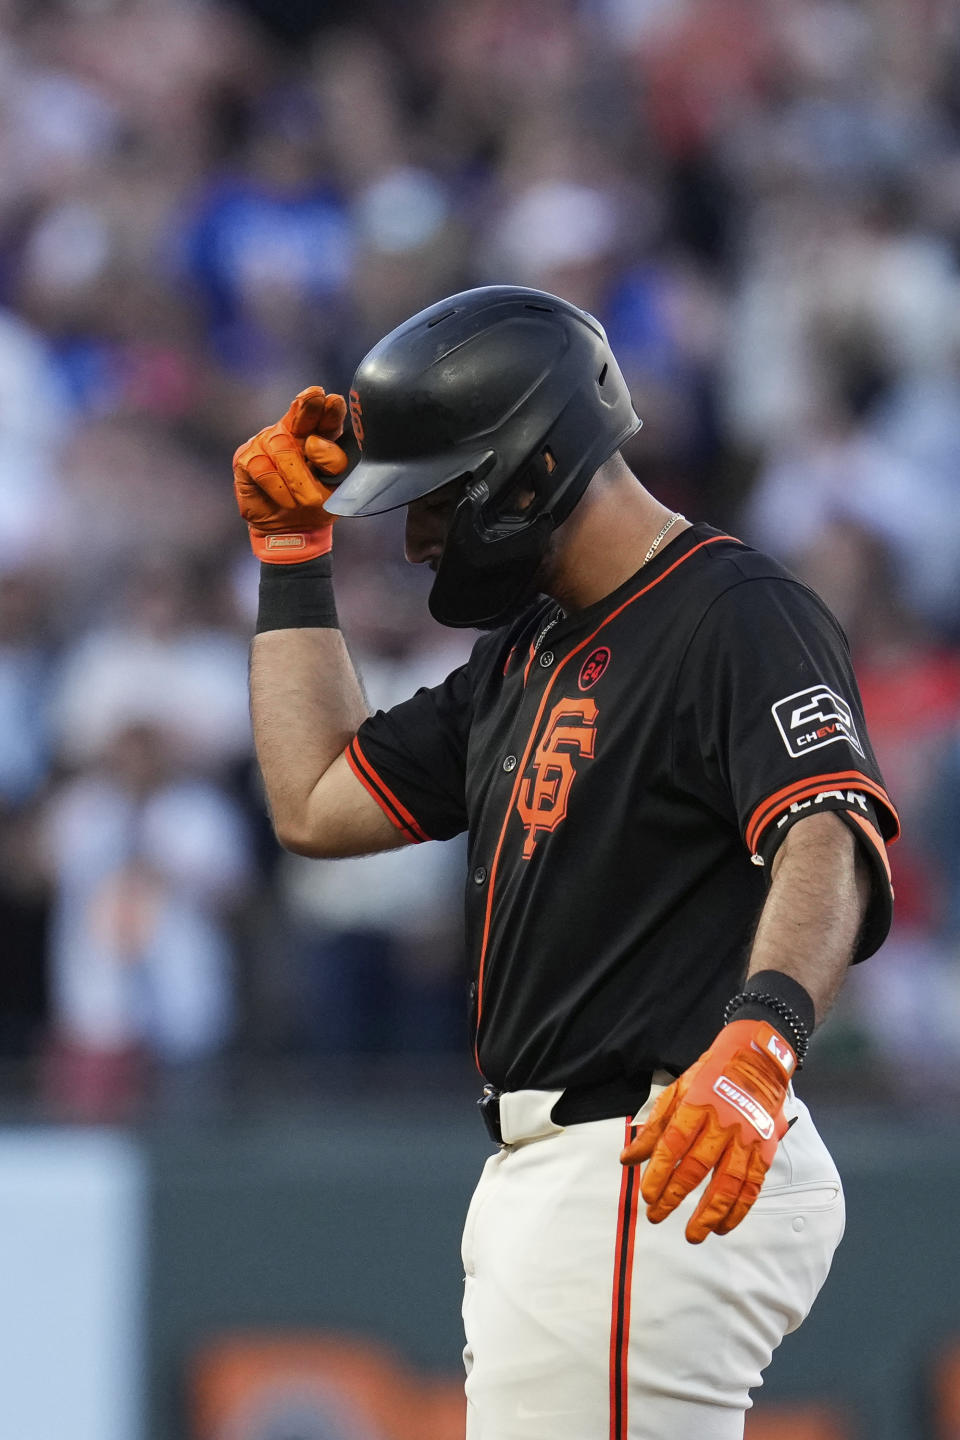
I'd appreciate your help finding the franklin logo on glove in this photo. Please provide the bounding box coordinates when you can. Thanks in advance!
[622,1020,795,1244]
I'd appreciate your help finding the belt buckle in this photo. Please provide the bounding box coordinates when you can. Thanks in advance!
[477,1084,503,1145]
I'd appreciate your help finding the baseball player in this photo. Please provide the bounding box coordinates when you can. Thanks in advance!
[233,286,898,1440]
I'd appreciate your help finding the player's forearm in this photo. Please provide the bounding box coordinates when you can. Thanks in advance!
[250,626,369,852]
[746,811,871,1025]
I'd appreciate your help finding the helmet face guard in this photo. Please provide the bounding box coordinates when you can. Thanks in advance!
[323,286,641,628]
[429,476,555,629]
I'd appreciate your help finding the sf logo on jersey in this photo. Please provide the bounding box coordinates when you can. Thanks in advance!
[516,697,598,858]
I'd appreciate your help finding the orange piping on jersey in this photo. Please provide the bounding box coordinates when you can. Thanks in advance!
[847,811,894,888]
[473,533,736,1068]
[522,628,548,686]
[346,737,431,844]
[610,1120,640,1440]
[745,770,900,855]
[345,742,423,843]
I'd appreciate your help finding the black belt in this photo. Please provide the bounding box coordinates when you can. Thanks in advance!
[478,1073,653,1145]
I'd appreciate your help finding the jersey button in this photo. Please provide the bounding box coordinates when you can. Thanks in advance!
[502,755,517,772]
[539,650,554,668]
[473,866,487,885]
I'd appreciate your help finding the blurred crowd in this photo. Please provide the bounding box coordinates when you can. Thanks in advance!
[0,0,958,1117]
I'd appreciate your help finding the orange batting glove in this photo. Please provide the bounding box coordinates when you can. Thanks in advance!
[233,386,349,563]
[621,1019,796,1244]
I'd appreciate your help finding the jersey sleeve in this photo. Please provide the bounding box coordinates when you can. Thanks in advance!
[671,574,899,959]
[346,662,471,844]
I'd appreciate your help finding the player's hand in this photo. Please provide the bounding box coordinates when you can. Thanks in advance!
[233,386,349,563]
[620,1019,795,1244]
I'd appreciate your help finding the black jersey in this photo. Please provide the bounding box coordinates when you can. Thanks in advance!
[347,524,899,1092]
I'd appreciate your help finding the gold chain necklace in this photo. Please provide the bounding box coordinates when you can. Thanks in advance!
[642,511,685,566]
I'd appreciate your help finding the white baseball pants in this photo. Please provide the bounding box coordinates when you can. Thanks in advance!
[461,1075,845,1440]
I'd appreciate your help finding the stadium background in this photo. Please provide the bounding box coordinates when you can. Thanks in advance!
[0,0,958,1436]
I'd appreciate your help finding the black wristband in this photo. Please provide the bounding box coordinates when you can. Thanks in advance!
[255,555,339,633]
[723,970,816,1068]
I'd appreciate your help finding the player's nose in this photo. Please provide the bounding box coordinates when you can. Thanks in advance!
[404,505,444,567]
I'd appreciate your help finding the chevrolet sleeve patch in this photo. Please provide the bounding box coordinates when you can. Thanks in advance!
[771,683,864,760]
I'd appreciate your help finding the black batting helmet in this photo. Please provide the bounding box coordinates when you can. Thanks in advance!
[324,285,641,628]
